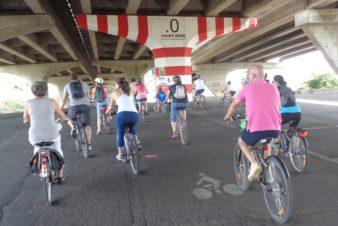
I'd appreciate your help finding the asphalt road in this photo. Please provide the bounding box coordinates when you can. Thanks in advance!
[1,93,338,226]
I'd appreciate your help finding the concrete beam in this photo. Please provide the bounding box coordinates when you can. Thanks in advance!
[243,0,283,17]
[133,45,148,60]
[114,38,126,60]
[215,26,298,63]
[18,34,58,62]
[0,61,82,82]
[192,0,306,64]
[295,9,338,74]
[80,0,99,60]
[0,43,36,63]
[206,0,238,16]
[0,57,15,65]
[94,60,154,79]
[167,0,190,16]
[0,15,53,42]
[280,47,317,61]
[249,42,313,62]
[233,33,307,61]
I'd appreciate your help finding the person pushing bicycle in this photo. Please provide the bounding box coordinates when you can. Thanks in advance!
[224,65,281,181]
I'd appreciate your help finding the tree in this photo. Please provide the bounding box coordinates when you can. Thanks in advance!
[303,73,338,89]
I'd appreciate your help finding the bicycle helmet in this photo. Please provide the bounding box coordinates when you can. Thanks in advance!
[172,75,181,83]
[95,77,104,85]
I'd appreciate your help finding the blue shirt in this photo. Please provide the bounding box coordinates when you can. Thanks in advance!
[280,104,301,114]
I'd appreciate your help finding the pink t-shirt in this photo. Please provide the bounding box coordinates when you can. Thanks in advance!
[236,79,281,132]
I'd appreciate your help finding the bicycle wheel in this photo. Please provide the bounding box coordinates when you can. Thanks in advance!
[177,116,189,145]
[153,103,159,112]
[199,95,206,109]
[161,103,166,113]
[218,96,225,107]
[233,144,251,191]
[43,177,52,206]
[262,156,293,224]
[74,126,82,152]
[124,133,140,175]
[103,115,113,133]
[193,98,198,109]
[289,135,308,173]
[80,129,90,158]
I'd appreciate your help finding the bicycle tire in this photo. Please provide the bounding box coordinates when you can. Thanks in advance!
[262,156,293,224]
[81,129,90,158]
[193,98,198,109]
[200,95,206,109]
[289,135,308,173]
[233,144,251,191]
[161,103,166,113]
[124,133,140,175]
[178,117,189,145]
[218,96,225,107]
[74,127,82,152]
[43,177,52,206]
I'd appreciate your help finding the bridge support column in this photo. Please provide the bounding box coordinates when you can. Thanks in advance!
[296,9,338,75]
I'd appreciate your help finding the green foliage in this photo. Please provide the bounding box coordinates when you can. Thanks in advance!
[303,73,338,89]
[0,100,25,113]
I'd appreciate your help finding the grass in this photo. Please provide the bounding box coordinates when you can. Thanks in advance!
[0,100,25,113]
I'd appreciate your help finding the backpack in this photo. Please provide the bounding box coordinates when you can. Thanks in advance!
[69,80,85,99]
[173,85,186,99]
[280,85,296,107]
[95,86,106,103]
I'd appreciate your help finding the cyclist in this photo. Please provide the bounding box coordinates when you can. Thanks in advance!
[60,72,93,151]
[165,75,188,139]
[91,77,109,135]
[224,65,281,181]
[134,78,149,115]
[154,86,166,112]
[193,73,205,98]
[23,81,66,179]
[106,78,140,161]
[273,75,301,134]
[129,78,139,111]
[225,81,236,97]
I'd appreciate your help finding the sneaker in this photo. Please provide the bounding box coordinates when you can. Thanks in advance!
[116,154,126,161]
[70,128,77,137]
[88,144,93,151]
[248,162,262,181]
[137,141,142,151]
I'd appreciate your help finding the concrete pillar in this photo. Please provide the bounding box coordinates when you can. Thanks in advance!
[76,15,257,96]
[295,9,338,75]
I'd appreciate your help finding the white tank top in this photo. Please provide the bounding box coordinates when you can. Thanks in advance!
[116,93,138,113]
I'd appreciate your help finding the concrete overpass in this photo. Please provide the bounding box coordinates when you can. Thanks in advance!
[0,0,338,98]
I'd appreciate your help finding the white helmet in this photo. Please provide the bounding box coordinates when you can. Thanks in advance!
[95,77,104,84]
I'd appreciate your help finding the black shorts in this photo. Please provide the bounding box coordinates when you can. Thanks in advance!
[241,130,280,146]
[68,105,91,126]
[282,112,301,128]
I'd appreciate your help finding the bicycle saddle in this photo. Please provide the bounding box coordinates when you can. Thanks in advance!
[34,141,54,147]
[258,138,273,144]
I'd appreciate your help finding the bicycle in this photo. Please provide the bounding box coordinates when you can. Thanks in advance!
[231,115,293,224]
[176,107,189,145]
[154,100,167,113]
[218,91,234,107]
[100,105,114,133]
[74,114,90,158]
[122,127,142,175]
[138,99,148,121]
[193,93,206,109]
[272,122,309,173]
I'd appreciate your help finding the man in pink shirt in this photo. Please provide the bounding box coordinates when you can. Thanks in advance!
[224,65,281,181]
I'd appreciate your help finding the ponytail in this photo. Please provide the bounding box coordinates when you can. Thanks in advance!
[118,78,130,95]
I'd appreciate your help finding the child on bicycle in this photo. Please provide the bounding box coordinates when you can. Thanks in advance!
[106,78,141,161]
[23,81,66,179]
[154,86,166,112]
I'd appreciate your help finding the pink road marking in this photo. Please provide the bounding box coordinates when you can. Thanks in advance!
[144,154,159,158]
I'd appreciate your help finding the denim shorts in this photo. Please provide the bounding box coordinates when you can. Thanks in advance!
[170,102,188,122]
[240,130,280,146]
[96,100,109,116]
[68,105,91,126]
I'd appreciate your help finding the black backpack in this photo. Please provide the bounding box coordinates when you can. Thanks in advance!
[69,80,85,99]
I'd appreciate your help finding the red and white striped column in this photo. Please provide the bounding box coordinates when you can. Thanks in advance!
[76,15,257,96]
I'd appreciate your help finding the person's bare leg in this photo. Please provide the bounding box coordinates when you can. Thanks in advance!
[238,137,256,164]
[85,126,92,143]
